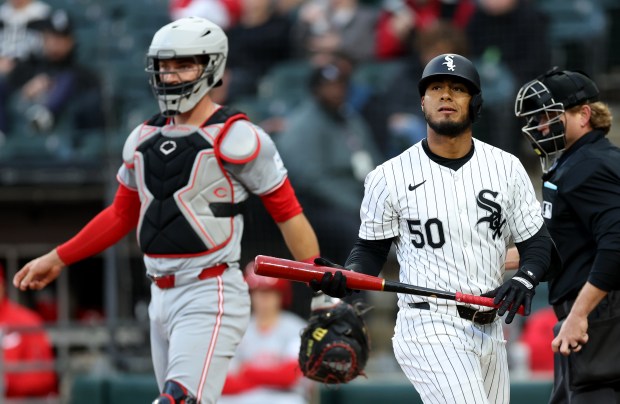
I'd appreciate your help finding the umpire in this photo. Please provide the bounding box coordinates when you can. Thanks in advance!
[515,69,620,403]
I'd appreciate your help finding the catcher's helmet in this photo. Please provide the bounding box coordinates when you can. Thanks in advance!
[145,17,228,116]
[418,53,483,122]
[514,68,599,172]
[244,263,292,308]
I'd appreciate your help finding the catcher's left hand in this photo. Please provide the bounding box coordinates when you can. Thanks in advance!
[299,300,371,384]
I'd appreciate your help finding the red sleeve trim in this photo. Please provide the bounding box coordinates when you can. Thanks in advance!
[301,255,320,264]
[57,184,141,265]
[259,178,302,223]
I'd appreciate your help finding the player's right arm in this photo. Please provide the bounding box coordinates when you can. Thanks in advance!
[276,213,320,263]
[311,166,396,297]
[14,183,141,291]
[222,120,320,263]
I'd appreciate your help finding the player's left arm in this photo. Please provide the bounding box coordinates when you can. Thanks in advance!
[310,166,396,298]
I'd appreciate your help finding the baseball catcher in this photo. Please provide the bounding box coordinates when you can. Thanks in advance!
[298,291,371,384]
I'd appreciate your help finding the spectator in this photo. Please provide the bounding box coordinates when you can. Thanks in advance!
[464,0,550,157]
[466,0,551,86]
[0,9,105,145]
[220,264,310,404]
[0,265,57,398]
[518,307,556,375]
[375,0,475,60]
[378,20,470,156]
[293,0,379,64]
[226,0,294,101]
[276,60,383,264]
[169,0,242,30]
[0,0,51,76]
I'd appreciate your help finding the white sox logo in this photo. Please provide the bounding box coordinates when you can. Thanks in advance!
[443,55,455,71]
[476,190,506,240]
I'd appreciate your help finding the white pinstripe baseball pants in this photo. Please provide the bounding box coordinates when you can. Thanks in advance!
[393,307,509,404]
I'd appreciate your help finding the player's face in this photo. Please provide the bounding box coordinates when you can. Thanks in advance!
[422,79,472,137]
[157,58,203,85]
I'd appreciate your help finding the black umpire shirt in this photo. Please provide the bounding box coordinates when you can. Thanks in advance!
[542,130,620,305]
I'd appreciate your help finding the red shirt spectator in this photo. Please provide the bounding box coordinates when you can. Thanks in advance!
[375,0,475,59]
[0,266,57,397]
[519,307,556,374]
[169,0,242,30]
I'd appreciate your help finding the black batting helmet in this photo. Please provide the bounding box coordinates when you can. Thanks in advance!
[418,53,483,122]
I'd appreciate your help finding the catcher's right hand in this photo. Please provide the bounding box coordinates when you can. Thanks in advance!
[299,300,371,384]
[309,257,355,298]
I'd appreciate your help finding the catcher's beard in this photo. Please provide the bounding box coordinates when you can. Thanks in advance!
[425,112,472,137]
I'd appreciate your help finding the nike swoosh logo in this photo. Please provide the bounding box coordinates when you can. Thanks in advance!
[408,180,426,191]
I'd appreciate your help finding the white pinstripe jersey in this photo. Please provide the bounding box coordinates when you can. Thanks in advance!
[359,139,543,310]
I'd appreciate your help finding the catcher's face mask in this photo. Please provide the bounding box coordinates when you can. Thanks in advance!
[145,17,228,117]
[514,79,566,173]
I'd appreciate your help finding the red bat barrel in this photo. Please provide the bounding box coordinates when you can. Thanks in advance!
[254,255,385,291]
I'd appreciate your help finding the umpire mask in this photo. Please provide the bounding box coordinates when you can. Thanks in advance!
[515,69,599,173]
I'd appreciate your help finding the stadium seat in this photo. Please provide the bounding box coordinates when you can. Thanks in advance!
[352,60,406,95]
[69,375,108,404]
[319,379,554,404]
[257,60,313,117]
[69,374,158,404]
[536,0,608,77]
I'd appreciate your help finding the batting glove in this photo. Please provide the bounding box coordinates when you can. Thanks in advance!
[481,268,538,324]
[309,257,355,298]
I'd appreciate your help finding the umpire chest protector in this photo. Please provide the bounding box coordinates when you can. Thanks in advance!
[123,107,250,256]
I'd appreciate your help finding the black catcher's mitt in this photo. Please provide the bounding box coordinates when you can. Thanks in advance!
[299,300,371,384]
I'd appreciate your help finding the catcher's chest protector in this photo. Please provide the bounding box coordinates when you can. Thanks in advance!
[133,108,247,255]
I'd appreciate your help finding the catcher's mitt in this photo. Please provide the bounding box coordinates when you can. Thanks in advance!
[299,300,371,384]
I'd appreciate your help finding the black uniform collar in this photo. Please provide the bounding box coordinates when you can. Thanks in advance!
[557,130,605,166]
[422,138,475,171]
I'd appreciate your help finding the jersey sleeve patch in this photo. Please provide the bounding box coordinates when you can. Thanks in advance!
[217,120,260,164]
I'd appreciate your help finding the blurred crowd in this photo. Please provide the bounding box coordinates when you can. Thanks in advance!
[0,0,616,163]
[0,0,619,396]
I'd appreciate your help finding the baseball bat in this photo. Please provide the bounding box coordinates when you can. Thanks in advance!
[254,255,525,315]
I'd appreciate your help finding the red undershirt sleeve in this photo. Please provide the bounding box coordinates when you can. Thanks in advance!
[56,184,141,265]
[240,360,302,388]
[259,178,302,223]
[221,360,302,395]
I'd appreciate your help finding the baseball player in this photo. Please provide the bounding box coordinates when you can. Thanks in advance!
[514,69,620,402]
[12,17,320,404]
[313,53,559,403]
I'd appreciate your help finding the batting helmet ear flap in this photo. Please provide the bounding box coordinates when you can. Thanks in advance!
[470,93,483,123]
